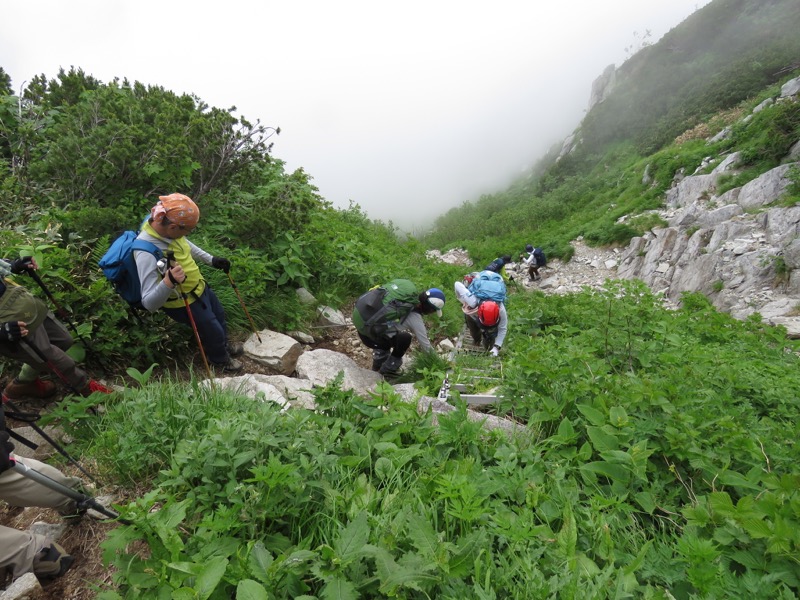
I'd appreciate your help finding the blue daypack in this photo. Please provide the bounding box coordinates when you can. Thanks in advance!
[468,270,507,303]
[98,231,162,309]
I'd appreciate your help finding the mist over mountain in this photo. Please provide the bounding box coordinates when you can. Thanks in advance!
[423,0,800,265]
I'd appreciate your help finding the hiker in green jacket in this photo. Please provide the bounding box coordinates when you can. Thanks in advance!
[352,280,445,376]
[0,256,111,400]
[484,255,514,283]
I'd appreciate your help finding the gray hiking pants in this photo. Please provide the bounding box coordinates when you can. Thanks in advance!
[0,456,81,579]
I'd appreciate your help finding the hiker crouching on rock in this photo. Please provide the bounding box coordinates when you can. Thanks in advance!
[0,431,80,581]
[484,255,514,283]
[0,257,112,399]
[455,274,508,356]
[352,280,445,377]
[135,194,244,373]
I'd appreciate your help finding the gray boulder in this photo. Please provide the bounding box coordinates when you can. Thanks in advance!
[243,329,303,375]
[296,349,381,395]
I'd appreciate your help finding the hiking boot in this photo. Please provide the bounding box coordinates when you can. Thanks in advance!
[214,358,243,373]
[227,342,244,357]
[3,378,57,400]
[379,355,402,377]
[32,542,74,579]
[79,380,114,397]
[371,349,390,372]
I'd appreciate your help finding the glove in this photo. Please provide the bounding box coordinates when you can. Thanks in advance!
[9,256,34,274]
[212,257,231,273]
[0,321,23,343]
[0,431,14,473]
[490,345,500,357]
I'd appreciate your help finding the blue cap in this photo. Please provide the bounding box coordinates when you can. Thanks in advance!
[425,288,446,316]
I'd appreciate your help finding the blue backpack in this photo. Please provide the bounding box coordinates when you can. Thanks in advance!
[468,270,507,303]
[98,231,162,309]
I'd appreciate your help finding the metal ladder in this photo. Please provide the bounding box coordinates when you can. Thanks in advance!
[438,326,504,407]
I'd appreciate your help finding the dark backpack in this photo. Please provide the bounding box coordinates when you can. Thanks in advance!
[468,270,507,303]
[484,257,505,273]
[98,231,162,309]
[353,279,419,339]
[533,248,547,266]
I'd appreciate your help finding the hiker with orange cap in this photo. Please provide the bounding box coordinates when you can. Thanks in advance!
[454,274,508,356]
[134,193,243,372]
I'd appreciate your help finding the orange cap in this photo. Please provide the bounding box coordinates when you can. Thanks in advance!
[152,193,200,229]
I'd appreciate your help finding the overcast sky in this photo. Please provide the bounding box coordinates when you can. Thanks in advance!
[2,0,710,230]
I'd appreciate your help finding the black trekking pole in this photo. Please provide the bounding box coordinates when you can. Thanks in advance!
[25,269,109,370]
[165,252,213,380]
[10,337,102,483]
[3,399,99,485]
[9,457,129,523]
[226,272,262,343]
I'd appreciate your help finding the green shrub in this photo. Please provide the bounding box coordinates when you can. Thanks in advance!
[627,212,668,235]
[583,221,639,246]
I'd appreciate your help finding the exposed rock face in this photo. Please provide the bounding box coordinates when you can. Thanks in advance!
[588,64,616,111]
[426,248,473,266]
[610,78,800,335]
[523,77,800,337]
[617,161,800,334]
[781,77,800,98]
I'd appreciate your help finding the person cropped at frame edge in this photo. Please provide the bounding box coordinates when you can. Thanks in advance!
[0,256,112,400]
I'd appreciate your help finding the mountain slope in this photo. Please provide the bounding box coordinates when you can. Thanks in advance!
[422,0,800,269]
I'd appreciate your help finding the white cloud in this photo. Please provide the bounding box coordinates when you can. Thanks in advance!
[1,0,711,229]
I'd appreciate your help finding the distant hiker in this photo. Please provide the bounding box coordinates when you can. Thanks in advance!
[352,280,445,377]
[0,431,80,581]
[521,244,547,281]
[455,272,508,356]
[0,256,112,399]
[484,255,514,282]
[135,193,244,372]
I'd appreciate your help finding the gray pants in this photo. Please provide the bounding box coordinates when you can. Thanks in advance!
[0,456,81,579]
[0,314,88,392]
